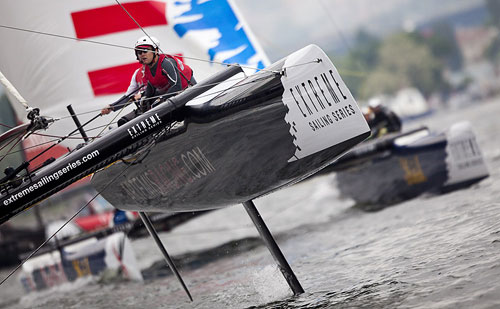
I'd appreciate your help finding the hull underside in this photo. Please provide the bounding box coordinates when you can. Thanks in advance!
[92,93,368,212]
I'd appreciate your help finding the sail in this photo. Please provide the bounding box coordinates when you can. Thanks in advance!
[0,0,269,167]
[0,90,25,174]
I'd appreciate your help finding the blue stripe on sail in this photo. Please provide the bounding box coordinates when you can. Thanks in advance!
[173,0,265,69]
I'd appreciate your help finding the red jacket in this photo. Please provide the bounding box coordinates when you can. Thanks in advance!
[143,54,193,91]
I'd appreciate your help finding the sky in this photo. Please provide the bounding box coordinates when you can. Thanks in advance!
[233,0,486,61]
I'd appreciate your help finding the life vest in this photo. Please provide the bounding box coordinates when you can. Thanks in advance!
[143,54,193,91]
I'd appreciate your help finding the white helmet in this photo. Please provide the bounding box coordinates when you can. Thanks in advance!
[134,36,160,49]
[368,97,382,109]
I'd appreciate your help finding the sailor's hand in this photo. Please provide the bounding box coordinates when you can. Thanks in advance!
[134,93,142,101]
[101,106,112,115]
[151,98,162,109]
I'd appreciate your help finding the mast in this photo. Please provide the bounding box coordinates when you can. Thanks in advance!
[0,71,45,229]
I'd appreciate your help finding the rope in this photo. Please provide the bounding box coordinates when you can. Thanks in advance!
[315,0,370,79]
[0,70,29,109]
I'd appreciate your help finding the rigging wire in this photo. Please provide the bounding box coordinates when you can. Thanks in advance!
[0,67,283,184]
[317,0,352,53]
[0,116,104,186]
[91,101,126,142]
[78,122,116,134]
[282,59,322,69]
[24,113,102,168]
[0,23,278,74]
[114,0,278,75]
[50,75,260,121]
[40,70,279,128]
[0,160,136,287]
[0,122,104,140]
[0,131,22,154]
[1,138,59,157]
[0,132,26,165]
[315,0,369,79]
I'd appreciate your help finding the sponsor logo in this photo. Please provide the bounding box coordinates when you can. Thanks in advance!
[3,150,100,206]
[281,46,369,162]
[445,130,489,186]
[127,113,162,139]
[172,0,267,69]
[448,138,484,169]
[399,156,427,185]
[120,147,215,203]
[288,69,356,133]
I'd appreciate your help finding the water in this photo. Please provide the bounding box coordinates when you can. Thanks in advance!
[1,99,500,308]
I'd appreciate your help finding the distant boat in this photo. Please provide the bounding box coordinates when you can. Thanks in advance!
[324,122,489,208]
[389,88,433,121]
[18,232,143,293]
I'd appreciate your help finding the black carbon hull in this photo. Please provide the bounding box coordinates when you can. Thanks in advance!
[92,100,368,212]
[0,45,370,223]
[330,124,489,208]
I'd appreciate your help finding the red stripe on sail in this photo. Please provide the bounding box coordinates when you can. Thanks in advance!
[23,137,68,171]
[23,137,91,188]
[71,1,167,39]
[88,63,141,96]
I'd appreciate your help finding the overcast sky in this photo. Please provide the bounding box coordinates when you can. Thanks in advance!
[233,0,486,61]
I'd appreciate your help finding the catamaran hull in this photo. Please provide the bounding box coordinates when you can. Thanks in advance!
[19,232,142,293]
[92,103,368,212]
[0,45,370,222]
[331,122,489,208]
[91,45,370,212]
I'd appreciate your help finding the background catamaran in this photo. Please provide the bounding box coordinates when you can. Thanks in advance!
[322,123,489,208]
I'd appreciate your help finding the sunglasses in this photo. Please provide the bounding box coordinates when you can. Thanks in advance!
[135,48,154,55]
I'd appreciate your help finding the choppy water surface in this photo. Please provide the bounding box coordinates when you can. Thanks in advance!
[1,99,500,308]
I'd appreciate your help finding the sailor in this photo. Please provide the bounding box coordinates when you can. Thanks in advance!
[365,98,402,138]
[101,36,196,126]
